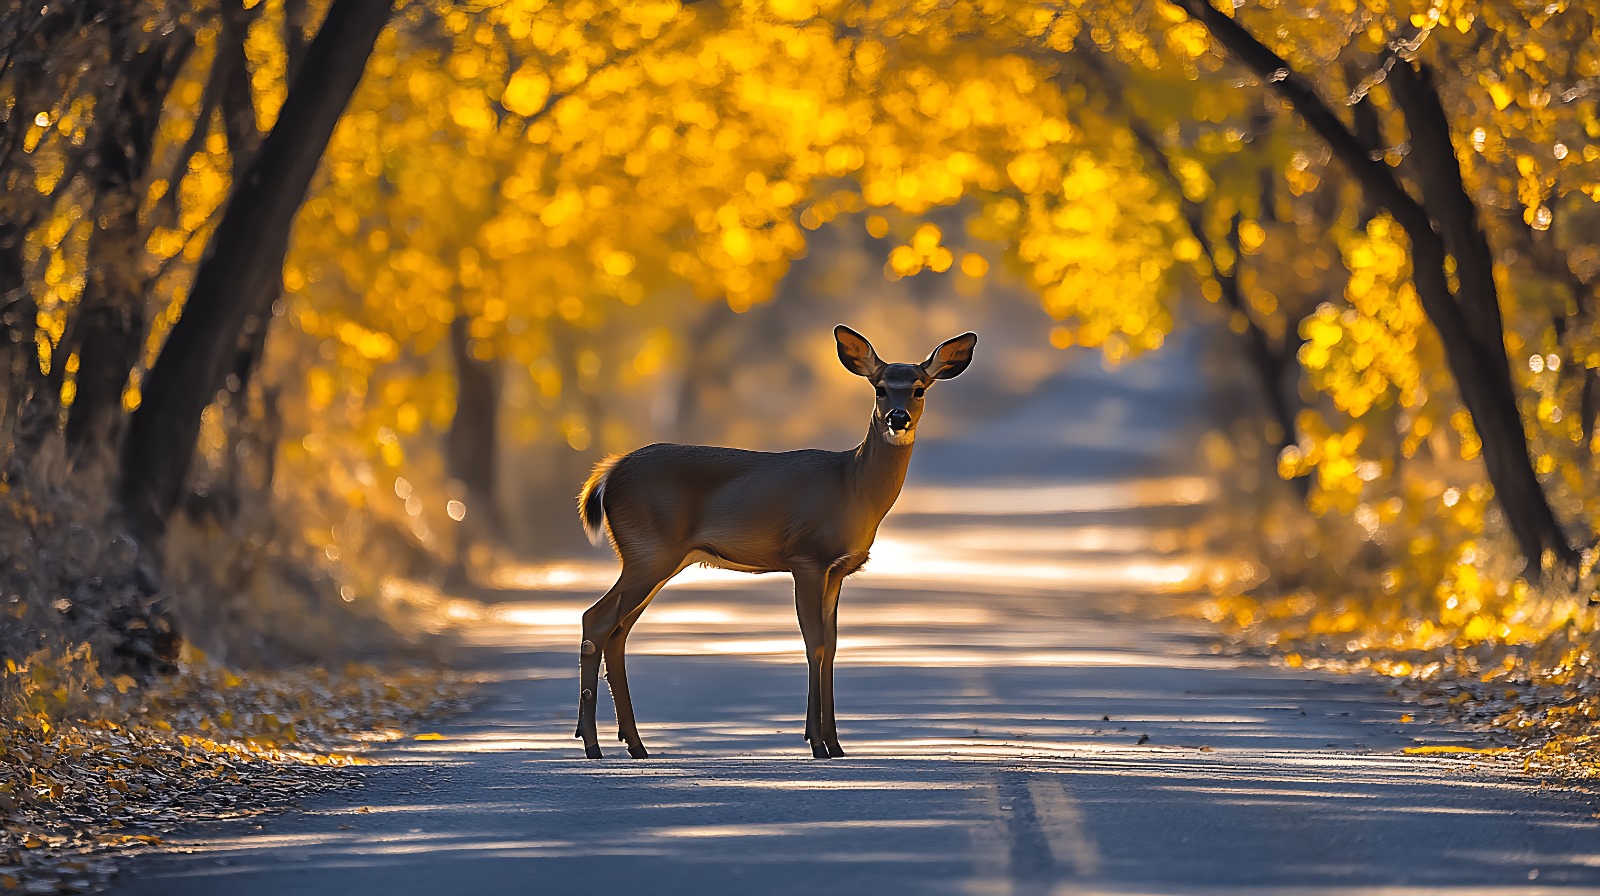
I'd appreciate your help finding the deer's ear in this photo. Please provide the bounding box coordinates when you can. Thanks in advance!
[921,332,977,380]
[835,325,883,378]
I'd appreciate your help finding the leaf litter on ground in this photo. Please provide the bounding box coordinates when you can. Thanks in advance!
[1194,580,1600,781]
[0,647,468,894]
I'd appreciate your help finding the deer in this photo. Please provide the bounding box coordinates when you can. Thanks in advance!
[573,325,977,760]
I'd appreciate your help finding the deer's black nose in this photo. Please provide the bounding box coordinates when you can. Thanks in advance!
[886,408,911,430]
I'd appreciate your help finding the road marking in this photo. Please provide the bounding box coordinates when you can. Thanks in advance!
[976,767,1100,893]
[966,775,1014,896]
[1025,775,1100,877]
[962,668,1014,896]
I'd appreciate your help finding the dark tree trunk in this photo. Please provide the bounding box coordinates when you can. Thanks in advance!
[445,314,501,584]
[64,297,142,457]
[1218,212,1308,498]
[1584,373,1600,446]
[206,311,278,519]
[672,300,737,439]
[1386,61,1576,571]
[0,220,36,439]
[205,0,277,520]
[64,34,192,462]
[1169,0,1577,573]
[218,0,262,175]
[283,0,311,84]
[447,315,501,533]
[117,0,394,537]
[1347,69,1386,227]
[0,2,115,455]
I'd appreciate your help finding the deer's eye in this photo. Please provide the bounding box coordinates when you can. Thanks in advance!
[875,386,886,398]
[913,387,926,399]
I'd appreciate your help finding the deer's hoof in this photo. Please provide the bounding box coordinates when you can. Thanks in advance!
[627,743,651,759]
[827,742,846,758]
[585,744,604,760]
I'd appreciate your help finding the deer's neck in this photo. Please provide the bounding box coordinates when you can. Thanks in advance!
[848,411,915,526]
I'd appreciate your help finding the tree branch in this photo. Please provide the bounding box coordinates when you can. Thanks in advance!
[1167,0,1437,243]
[1386,60,1503,355]
[119,0,395,535]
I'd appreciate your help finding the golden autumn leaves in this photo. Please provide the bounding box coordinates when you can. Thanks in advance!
[14,0,1600,754]
[209,0,1600,680]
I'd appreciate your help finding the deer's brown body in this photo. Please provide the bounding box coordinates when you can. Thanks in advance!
[575,326,976,759]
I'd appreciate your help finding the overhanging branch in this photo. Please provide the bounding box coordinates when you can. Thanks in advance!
[1166,0,1436,243]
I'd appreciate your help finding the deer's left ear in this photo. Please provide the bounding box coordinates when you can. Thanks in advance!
[921,332,977,380]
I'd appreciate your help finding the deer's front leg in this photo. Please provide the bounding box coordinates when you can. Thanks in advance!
[819,574,845,758]
[793,567,830,759]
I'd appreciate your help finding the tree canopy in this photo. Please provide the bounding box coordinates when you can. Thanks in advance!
[2,0,1600,668]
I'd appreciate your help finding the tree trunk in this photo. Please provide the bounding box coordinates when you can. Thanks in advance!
[282,0,311,85]
[1386,61,1575,570]
[218,0,263,176]
[0,220,35,442]
[1584,373,1600,446]
[671,299,737,439]
[445,314,501,585]
[446,314,501,531]
[117,0,394,537]
[1168,0,1576,573]
[0,2,114,456]
[1347,77,1385,227]
[204,0,278,520]
[64,34,192,462]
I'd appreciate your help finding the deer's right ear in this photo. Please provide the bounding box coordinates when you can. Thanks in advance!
[834,325,883,378]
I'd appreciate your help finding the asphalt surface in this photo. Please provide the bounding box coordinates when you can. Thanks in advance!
[115,335,1600,895]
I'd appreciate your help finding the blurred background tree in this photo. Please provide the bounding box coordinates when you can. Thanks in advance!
[2,0,1599,672]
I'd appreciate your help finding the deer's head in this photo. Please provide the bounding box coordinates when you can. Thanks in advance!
[834,325,977,446]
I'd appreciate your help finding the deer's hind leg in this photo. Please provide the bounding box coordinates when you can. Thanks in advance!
[577,558,678,759]
[605,599,656,759]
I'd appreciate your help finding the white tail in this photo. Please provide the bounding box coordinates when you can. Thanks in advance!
[573,325,977,759]
[576,454,619,546]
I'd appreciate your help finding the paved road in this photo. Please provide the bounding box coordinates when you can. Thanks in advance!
[116,338,1600,895]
